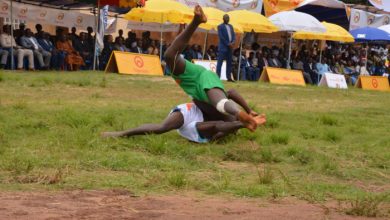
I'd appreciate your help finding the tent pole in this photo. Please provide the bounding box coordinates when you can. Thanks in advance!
[287,32,292,69]
[202,31,208,59]
[365,43,368,69]
[318,41,323,84]
[10,0,14,70]
[237,33,245,81]
[160,28,163,61]
[92,1,99,71]
[160,14,163,61]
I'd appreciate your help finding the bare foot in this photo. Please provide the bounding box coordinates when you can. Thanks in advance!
[194,5,207,24]
[237,111,257,132]
[101,131,124,138]
[254,114,267,126]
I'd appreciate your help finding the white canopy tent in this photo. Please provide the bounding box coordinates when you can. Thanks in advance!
[269,11,326,69]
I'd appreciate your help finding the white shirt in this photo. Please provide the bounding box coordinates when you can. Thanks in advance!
[28,37,39,50]
[225,24,232,42]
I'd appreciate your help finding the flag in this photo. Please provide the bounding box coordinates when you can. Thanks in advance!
[96,5,109,55]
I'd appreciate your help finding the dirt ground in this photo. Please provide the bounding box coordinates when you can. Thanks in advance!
[0,190,386,220]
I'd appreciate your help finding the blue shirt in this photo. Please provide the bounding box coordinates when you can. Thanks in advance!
[316,63,330,75]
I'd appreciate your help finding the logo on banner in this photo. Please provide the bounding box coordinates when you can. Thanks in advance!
[372,78,379,88]
[371,0,382,5]
[232,0,240,8]
[368,15,375,24]
[354,11,360,23]
[1,2,8,12]
[57,12,65,21]
[20,7,28,15]
[77,16,83,24]
[134,56,144,68]
[40,11,47,18]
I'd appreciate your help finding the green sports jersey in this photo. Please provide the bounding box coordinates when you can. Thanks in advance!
[172,60,225,102]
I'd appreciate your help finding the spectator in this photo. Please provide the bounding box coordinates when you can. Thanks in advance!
[141,31,152,53]
[14,23,25,45]
[0,48,8,69]
[35,24,43,39]
[38,32,59,70]
[243,51,260,81]
[374,61,386,76]
[56,33,84,71]
[217,14,235,82]
[257,51,268,75]
[20,28,52,70]
[74,32,93,69]
[69,27,79,43]
[125,31,136,49]
[86,26,94,48]
[130,39,143,53]
[115,29,125,43]
[303,57,318,84]
[268,53,282,68]
[316,58,331,80]
[0,25,34,70]
[99,35,114,70]
[114,37,129,52]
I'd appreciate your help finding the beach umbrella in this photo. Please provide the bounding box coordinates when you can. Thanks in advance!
[293,22,354,43]
[124,0,193,60]
[350,27,390,42]
[269,11,326,69]
[228,10,278,33]
[227,10,279,80]
[350,27,390,69]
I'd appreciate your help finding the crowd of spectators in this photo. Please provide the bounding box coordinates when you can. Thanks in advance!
[0,23,95,71]
[1,23,390,85]
[227,41,390,84]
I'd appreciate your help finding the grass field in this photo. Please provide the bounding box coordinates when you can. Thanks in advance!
[0,71,389,217]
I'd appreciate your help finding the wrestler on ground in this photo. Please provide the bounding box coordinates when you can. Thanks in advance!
[101,103,266,143]
[164,5,258,132]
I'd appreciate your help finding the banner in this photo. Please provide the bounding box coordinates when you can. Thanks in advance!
[0,0,95,29]
[260,67,306,86]
[369,0,390,12]
[105,51,163,76]
[350,8,390,31]
[264,0,304,17]
[193,59,228,81]
[127,21,179,32]
[176,0,263,13]
[318,73,348,89]
[355,76,390,92]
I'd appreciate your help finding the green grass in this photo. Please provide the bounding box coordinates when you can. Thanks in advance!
[0,71,389,211]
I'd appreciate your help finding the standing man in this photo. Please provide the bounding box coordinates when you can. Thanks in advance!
[217,14,235,82]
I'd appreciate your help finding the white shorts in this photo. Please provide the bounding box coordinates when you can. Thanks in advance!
[170,103,208,143]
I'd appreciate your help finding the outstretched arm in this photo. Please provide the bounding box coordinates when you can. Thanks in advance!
[226,89,258,116]
[102,112,184,138]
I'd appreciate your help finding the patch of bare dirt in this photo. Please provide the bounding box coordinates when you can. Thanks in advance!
[0,190,386,220]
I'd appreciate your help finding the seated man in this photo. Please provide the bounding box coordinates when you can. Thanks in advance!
[244,52,260,81]
[163,5,257,132]
[38,32,59,70]
[73,32,94,69]
[0,25,34,70]
[20,28,51,70]
[315,58,331,82]
[0,47,9,69]
[267,53,282,68]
